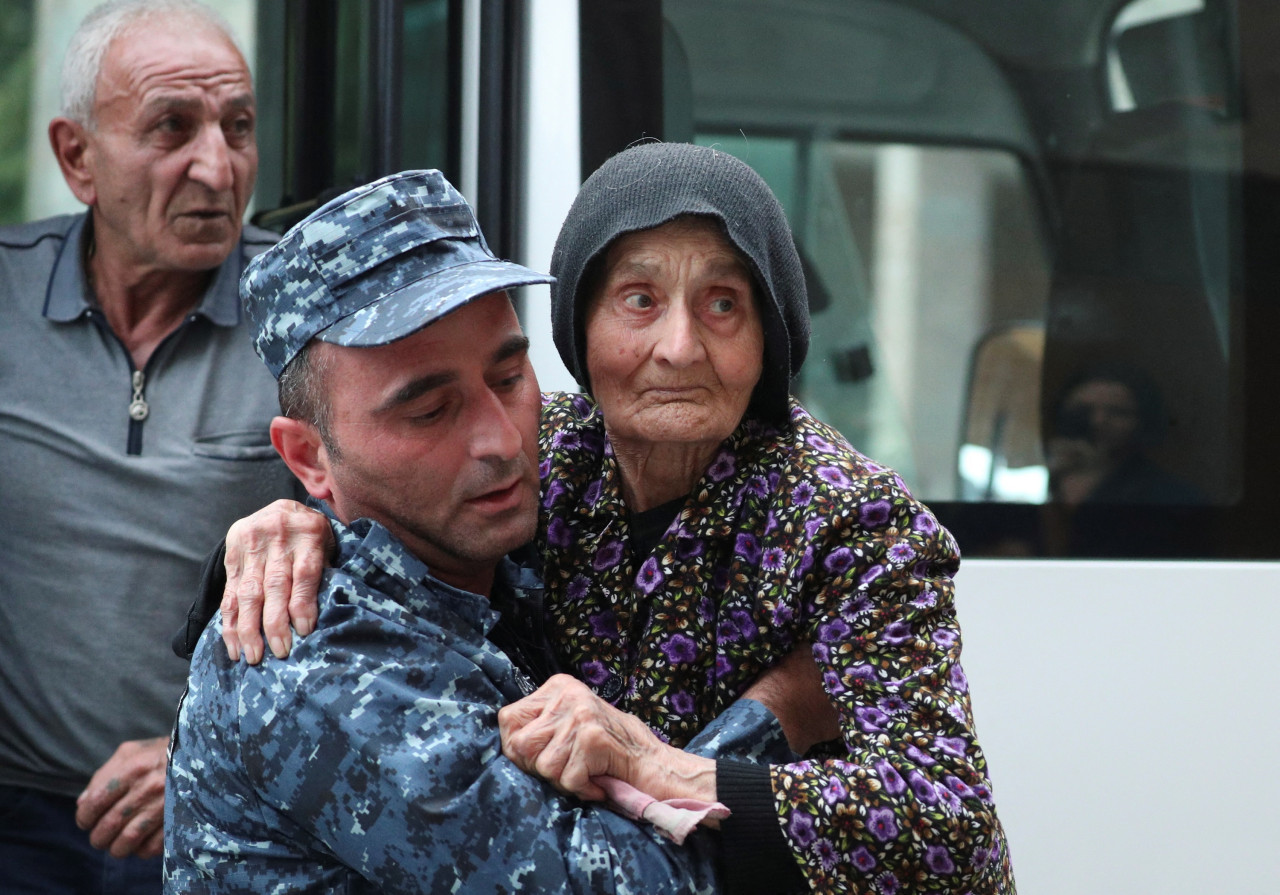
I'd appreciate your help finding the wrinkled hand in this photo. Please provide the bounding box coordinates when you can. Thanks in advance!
[75,737,167,859]
[743,640,841,755]
[498,674,715,804]
[222,499,333,664]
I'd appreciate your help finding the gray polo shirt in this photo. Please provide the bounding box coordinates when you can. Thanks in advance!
[0,213,300,797]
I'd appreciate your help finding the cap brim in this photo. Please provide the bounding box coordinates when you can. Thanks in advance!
[315,259,554,348]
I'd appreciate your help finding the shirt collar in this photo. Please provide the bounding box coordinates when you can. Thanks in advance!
[43,213,245,327]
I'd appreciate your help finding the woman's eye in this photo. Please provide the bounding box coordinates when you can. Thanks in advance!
[709,297,736,313]
[622,292,653,310]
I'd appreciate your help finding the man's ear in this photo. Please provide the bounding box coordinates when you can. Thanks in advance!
[270,416,335,502]
[48,117,97,207]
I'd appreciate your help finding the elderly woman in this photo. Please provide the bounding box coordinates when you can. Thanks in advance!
[215,144,1013,893]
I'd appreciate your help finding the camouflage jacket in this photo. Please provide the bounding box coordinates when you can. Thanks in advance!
[165,508,785,893]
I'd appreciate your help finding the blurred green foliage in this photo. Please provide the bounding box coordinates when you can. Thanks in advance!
[0,1,35,225]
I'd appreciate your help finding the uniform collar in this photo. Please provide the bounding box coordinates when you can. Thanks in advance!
[43,213,245,327]
[316,499,542,628]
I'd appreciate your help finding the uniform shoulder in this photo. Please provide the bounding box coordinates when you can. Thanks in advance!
[0,214,80,251]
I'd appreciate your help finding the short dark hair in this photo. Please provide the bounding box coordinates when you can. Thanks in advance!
[277,342,341,460]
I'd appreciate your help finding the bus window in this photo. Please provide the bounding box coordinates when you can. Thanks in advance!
[577,0,1260,557]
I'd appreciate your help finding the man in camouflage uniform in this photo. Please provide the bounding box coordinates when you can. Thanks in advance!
[164,170,788,893]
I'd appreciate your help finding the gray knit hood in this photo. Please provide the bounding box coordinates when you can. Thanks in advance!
[550,142,811,421]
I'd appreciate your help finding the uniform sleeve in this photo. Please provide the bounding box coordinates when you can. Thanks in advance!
[772,473,1012,893]
[232,609,725,894]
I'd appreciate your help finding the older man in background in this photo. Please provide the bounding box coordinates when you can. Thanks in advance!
[0,2,297,891]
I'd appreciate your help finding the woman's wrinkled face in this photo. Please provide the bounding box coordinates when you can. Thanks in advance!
[584,217,764,450]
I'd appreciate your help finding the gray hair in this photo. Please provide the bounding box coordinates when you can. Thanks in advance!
[278,342,341,461]
[60,0,244,128]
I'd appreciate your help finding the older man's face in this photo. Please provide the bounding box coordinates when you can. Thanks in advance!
[82,18,256,274]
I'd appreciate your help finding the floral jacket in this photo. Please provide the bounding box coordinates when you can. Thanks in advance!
[537,392,1015,894]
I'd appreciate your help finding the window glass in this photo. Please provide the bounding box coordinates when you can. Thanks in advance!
[662,0,1242,543]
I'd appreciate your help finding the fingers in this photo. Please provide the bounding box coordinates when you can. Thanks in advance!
[76,738,167,858]
[221,500,329,664]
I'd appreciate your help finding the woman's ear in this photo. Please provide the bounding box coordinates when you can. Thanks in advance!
[270,416,334,502]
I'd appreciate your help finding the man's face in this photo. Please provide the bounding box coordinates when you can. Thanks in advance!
[81,18,256,273]
[317,294,542,595]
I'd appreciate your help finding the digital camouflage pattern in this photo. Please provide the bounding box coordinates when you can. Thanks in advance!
[241,169,553,378]
[165,504,790,894]
[537,392,1016,894]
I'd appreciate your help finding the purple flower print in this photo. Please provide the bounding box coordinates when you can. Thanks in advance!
[706,450,736,482]
[792,481,815,506]
[735,533,761,563]
[860,564,886,585]
[566,574,590,601]
[949,663,969,692]
[816,465,851,488]
[861,499,891,527]
[762,546,786,572]
[580,660,609,685]
[713,654,733,682]
[822,668,844,695]
[948,703,968,724]
[742,475,769,499]
[905,744,936,766]
[670,690,694,715]
[913,589,938,609]
[539,456,552,478]
[886,541,916,563]
[821,777,848,804]
[879,695,908,714]
[570,394,591,415]
[542,479,566,509]
[867,807,899,842]
[662,633,698,665]
[635,556,664,594]
[944,775,975,799]
[676,537,704,562]
[936,784,962,812]
[797,548,815,577]
[551,430,580,449]
[851,846,876,872]
[924,845,955,875]
[936,736,968,759]
[593,538,624,571]
[731,610,757,642]
[824,548,855,575]
[808,434,835,453]
[546,517,572,548]
[913,511,939,535]
[855,706,889,732]
[764,511,779,536]
[815,838,839,871]
[882,620,913,645]
[875,871,899,895]
[932,629,958,648]
[788,810,817,847]
[589,610,619,639]
[804,516,823,539]
[907,770,938,803]
[848,663,878,682]
[583,479,602,506]
[771,602,794,626]
[876,760,906,795]
[818,618,851,642]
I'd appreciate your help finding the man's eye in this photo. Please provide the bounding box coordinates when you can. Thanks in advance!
[622,293,653,310]
[226,116,254,137]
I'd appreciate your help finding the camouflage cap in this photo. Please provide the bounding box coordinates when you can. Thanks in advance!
[243,169,554,378]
